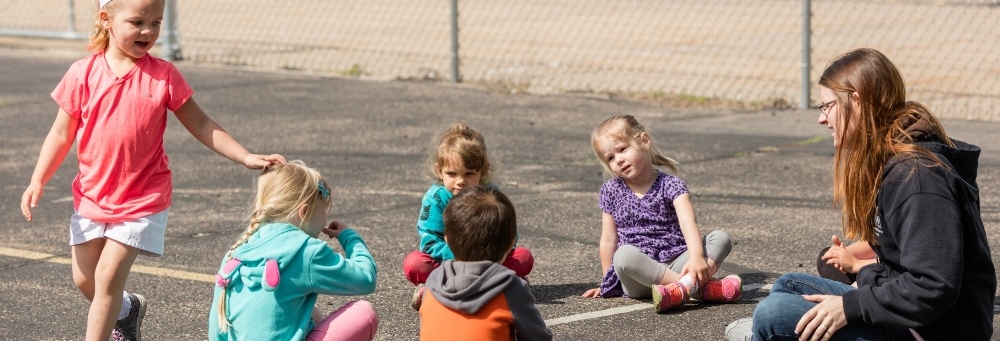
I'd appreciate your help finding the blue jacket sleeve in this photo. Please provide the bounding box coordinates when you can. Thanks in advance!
[306,228,378,296]
[417,187,454,261]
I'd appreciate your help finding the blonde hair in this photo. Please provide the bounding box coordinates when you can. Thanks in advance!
[429,121,493,185]
[820,48,951,245]
[215,160,331,333]
[86,0,165,53]
[591,114,678,175]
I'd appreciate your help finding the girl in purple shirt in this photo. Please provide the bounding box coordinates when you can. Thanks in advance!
[581,114,742,313]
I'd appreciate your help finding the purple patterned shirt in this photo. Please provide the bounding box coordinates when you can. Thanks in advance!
[598,171,689,297]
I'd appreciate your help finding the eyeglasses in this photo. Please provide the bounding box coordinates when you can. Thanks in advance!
[818,99,836,118]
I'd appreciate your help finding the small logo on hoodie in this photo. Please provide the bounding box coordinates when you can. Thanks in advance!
[420,204,431,221]
[873,207,883,237]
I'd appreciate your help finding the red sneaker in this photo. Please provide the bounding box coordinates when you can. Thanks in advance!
[702,275,742,303]
[652,282,689,313]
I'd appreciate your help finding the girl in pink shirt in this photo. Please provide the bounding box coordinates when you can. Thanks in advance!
[19,1,283,340]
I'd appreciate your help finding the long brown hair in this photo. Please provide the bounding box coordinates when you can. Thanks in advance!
[820,48,951,244]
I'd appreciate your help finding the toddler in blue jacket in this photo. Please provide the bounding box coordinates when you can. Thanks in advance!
[402,122,534,310]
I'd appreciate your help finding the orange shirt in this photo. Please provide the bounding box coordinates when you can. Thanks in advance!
[420,291,514,340]
[51,53,193,222]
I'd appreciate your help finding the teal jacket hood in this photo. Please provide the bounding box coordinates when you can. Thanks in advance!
[216,223,304,291]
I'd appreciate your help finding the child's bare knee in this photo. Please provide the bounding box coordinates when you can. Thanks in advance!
[72,274,95,299]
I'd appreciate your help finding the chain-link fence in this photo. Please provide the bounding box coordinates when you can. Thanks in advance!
[2,0,998,120]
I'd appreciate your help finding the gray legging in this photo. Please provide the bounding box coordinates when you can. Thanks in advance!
[612,230,732,298]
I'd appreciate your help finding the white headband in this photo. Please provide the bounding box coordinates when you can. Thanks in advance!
[100,0,112,8]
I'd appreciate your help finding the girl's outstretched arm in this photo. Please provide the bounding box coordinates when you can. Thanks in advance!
[583,212,618,298]
[674,193,710,285]
[173,98,285,169]
[21,109,79,221]
[311,227,378,296]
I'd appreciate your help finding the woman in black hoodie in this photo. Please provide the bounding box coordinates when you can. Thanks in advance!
[730,48,996,341]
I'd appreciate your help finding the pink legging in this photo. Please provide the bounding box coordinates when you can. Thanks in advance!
[306,300,379,341]
[402,247,534,285]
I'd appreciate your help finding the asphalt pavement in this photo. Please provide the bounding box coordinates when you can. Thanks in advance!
[1,46,998,340]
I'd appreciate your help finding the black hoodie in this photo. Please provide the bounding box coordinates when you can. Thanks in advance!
[842,131,996,340]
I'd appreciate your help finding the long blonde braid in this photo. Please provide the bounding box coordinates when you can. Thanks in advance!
[215,209,265,333]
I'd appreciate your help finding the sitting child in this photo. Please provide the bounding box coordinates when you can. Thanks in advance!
[208,161,378,341]
[419,185,552,340]
[583,115,742,313]
[403,121,534,309]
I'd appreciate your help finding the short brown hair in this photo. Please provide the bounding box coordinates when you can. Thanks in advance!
[443,185,517,262]
[430,121,493,184]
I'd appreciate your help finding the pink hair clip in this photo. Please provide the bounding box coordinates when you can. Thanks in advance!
[215,274,231,288]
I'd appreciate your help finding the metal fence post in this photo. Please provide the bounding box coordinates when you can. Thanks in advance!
[162,0,182,61]
[450,0,460,83]
[67,0,76,33]
[801,0,811,109]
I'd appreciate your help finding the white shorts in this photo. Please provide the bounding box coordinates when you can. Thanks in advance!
[69,209,169,257]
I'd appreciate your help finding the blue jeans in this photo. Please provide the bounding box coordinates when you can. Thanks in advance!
[752,273,915,341]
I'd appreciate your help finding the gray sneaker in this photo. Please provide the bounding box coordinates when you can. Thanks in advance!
[112,292,146,341]
[410,283,425,311]
[725,317,753,341]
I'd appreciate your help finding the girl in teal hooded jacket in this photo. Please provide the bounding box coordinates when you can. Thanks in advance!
[209,161,379,341]
[402,122,535,290]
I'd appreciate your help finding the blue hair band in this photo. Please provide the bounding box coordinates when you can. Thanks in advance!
[317,181,330,200]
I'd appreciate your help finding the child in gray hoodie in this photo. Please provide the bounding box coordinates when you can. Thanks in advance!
[419,185,552,341]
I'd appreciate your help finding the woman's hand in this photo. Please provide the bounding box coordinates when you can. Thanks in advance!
[243,154,286,170]
[795,295,847,341]
[322,220,347,239]
[582,288,602,298]
[822,235,858,273]
[680,256,710,286]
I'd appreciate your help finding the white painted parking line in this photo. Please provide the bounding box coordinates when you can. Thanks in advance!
[545,303,652,326]
[544,282,771,326]
[0,246,213,283]
[4,245,771,326]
